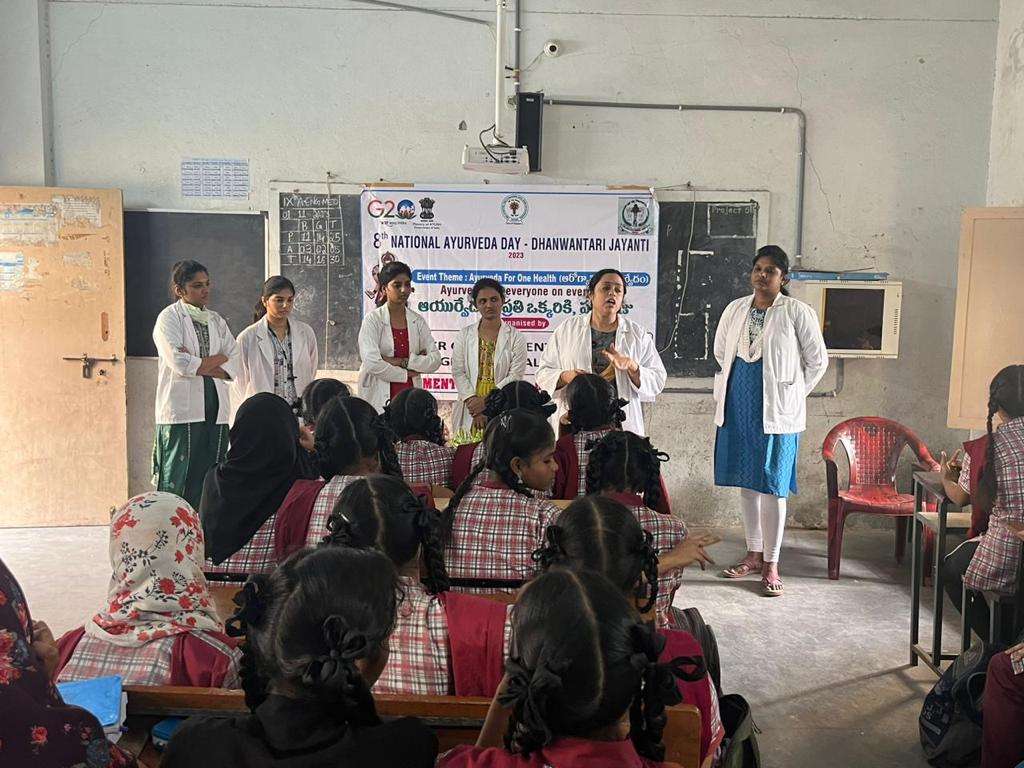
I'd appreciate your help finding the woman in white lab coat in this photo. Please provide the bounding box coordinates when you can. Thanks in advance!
[151,260,240,509]
[714,245,828,596]
[450,278,528,439]
[536,268,666,437]
[358,260,442,413]
[232,276,319,417]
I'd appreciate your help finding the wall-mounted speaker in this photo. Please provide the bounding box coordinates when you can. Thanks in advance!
[515,92,544,173]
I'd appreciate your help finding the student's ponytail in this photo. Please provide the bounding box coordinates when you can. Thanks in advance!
[975,365,1024,514]
[584,431,669,511]
[225,575,273,710]
[315,396,402,480]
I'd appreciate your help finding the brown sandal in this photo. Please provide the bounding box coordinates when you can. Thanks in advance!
[721,561,758,579]
[762,576,784,596]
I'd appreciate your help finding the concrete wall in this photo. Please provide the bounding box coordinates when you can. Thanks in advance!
[7,0,1003,527]
[988,0,1024,204]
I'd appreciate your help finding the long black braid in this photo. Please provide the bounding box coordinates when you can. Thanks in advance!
[564,373,626,433]
[322,474,451,594]
[443,409,555,542]
[533,495,659,614]
[975,365,1024,514]
[383,387,445,446]
[585,431,669,510]
[500,568,693,760]
[314,396,403,480]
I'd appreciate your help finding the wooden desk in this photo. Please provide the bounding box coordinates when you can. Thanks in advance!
[910,471,971,674]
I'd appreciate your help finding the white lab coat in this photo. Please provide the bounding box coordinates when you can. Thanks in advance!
[450,320,529,433]
[152,300,241,425]
[536,313,666,436]
[357,303,442,412]
[713,292,828,434]
[231,317,319,419]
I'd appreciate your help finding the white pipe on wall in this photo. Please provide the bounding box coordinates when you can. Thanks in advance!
[494,0,506,140]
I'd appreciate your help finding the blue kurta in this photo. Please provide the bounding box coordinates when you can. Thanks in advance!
[714,358,799,497]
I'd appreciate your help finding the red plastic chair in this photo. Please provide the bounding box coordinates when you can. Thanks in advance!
[822,417,940,580]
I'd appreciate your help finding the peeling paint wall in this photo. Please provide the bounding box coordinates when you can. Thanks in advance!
[988,0,1024,204]
[5,0,1003,527]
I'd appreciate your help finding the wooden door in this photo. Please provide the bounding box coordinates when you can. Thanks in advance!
[0,186,127,525]
[948,208,1024,430]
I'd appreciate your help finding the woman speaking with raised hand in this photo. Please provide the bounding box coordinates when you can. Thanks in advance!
[536,268,666,437]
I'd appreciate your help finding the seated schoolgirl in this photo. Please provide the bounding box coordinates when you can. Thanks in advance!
[943,364,1024,642]
[585,430,690,628]
[296,377,350,430]
[0,558,138,768]
[162,546,438,768]
[200,393,318,580]
[438,568,689,768]
[323,474,512,696]
[551,372,625,499]
[385,387,455,487]
[444,409,560,591]
[57,492,240,687]
[452,381,556,488]
[274,395,404,556]
[534,496,723,764]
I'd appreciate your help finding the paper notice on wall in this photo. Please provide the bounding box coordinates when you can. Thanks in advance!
[53,195,102,227]
[0,252,26,291]
[0,204,58,246]
[181,157,250,198]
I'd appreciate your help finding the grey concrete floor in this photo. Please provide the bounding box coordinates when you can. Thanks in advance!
[0,524,960,767]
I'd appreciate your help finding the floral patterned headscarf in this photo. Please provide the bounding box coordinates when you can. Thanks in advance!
[0,557,136,767]
[86,492,222,648]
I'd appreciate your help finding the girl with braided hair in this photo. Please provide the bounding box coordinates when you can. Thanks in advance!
[551,372,626,499]
[295,377,350,430]
[273,396,404,558]
[533,496,723,764]
[585,430,703,628]
[439,568,689,768]
[162,546,438,768]
[942,364,1024,643]
[444,409,560,593]
[452,380,557,488]
[385,387,455,487]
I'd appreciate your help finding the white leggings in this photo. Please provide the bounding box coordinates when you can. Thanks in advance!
[740,489,787,564]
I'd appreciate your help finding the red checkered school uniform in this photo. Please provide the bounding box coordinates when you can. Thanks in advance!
[553,428,614,498]
[608,492,687,629]
[397,439,455,488]
[204,512,278,581]
[440,737,677,768]
[445,480,559,590]
[374,577,450,695]
[56,629,241,687]
[304,474,360,546]
[965,416,1024,595]
[571,428,613,494]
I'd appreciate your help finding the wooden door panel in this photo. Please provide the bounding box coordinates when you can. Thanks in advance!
[0,187,127,525]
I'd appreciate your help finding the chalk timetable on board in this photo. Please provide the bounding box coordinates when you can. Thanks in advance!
[278,193,347,267]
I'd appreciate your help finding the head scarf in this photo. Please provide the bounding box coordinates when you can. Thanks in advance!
[85,492,221,648]
[0,558,137,767]
[201,393,314,563]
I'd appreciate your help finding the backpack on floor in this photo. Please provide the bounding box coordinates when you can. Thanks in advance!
[671,606,723,697]
[717,692,762,768]
[919,641,1003,767]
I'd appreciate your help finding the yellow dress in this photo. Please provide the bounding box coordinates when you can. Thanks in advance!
[475,338,497,398]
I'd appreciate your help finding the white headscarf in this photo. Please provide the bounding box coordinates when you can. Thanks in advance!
[86,492,222,647]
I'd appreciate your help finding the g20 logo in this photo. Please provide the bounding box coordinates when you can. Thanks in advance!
[367,199,398,218]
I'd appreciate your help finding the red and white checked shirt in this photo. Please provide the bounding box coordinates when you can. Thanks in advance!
[965,416,1024,595]
[374,577,451,695]
[58,631,241,687]
[610,493,688,629]
[445,482,559,590]
[397,439,455,488]
[958,452,971,494]
[304,475,361,546]
[571,428,614,496]
[204,513,278,581]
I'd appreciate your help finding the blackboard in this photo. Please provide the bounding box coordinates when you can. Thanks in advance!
[124,211,266,357]
[277,192,363,369]
[655,201,759,377]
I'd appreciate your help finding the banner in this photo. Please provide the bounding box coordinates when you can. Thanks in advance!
[360,184,658,399]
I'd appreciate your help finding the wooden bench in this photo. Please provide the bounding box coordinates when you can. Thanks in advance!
[125,685,703,768]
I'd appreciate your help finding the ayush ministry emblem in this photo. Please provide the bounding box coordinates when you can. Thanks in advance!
[619,197,652,235]
[501,194,529,223]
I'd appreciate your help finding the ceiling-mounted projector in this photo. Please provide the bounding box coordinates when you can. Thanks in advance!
[462,145,530,175]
